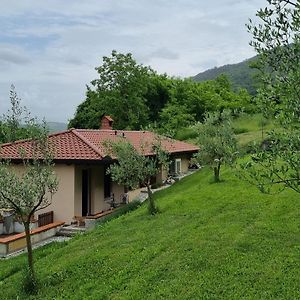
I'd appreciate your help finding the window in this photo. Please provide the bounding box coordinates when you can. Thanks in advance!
[170,158,182,175]
[175,159,181,174]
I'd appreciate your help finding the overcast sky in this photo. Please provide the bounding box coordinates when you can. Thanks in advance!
[0,0,265,123]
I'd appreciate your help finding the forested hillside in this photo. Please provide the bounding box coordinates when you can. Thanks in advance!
[193,56,259,95]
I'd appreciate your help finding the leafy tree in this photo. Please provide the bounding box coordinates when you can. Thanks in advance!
[69,51,252,134]
[241,0,300,194]
[0,88,58,291]
[0,85,38,143]
[104,139,169,214]
[159,101,195,137]
[69,50,154,130]
[194,111,237,182]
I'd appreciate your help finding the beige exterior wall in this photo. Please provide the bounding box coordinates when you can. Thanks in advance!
[181,156,190,173]
[156,166,168,185]
[112,182,125,205]
[9,164,75,224]
[37,164,75,224]
[170,154,192,175]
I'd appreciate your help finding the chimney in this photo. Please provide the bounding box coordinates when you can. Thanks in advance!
[100,115,113,130]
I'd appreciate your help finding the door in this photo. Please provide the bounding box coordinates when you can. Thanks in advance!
[82,169,91,216]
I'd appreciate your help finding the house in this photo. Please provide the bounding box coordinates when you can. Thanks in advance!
[0,116,199,225]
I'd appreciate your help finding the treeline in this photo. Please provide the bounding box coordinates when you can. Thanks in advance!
[67,51,255,135]
[193,56,260,95]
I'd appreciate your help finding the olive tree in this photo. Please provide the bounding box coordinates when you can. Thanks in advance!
[194,111,237,182]
[104,139,169,215]
[0,88,58,290]
[241,0,300,194]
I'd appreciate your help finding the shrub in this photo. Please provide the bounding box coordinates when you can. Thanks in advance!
[175,126,198,141]
[233,127,248,134]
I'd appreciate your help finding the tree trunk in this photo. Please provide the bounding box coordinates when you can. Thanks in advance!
[24,220,36,284]
[146,182,157,215]
[214,163,221,182]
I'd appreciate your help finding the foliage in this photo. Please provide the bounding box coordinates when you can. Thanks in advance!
[104,138,169,214]
[69,51,253,135]
[0,85,42,143]
[242,0,300,194]
[0,87,58,289]
[159,101,195,137]
[1,167,300,299]
[194,110,237,182]
[240,131,300,194]
[69,50,154,130]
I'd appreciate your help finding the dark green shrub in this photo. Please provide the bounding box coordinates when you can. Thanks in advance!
[175,127,198,141]
[233,127,248,134]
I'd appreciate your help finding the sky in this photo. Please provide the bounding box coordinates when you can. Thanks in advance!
[0,0,265,123]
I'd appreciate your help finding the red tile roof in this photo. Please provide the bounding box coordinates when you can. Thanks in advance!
[0,129,199,161]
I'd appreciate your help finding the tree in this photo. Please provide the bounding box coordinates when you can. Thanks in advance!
[0,88,58,291]
[104,139,169,214]
[241,0,300,194]
[159,101,195,137]
[194,111,237,182]
[0,85,36,143]
[69,50,154,130]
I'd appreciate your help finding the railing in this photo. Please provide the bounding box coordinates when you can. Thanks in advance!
[38,211,54,227]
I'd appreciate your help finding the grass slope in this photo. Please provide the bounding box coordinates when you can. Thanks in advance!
[1,168,300,299]
[232,114,275,146]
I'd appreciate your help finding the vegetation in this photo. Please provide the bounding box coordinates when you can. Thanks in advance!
[241,0,300,194]
[193,56,260,95]
[68,51,253,136]
[0,88,58,291]
[193,111,237,182]
[104,139,169,214]
[1,167,300,299]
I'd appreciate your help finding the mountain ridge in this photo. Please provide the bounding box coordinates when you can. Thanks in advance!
[193,56,259,95]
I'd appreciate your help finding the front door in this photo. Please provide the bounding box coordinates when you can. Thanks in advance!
[82,169,91,216]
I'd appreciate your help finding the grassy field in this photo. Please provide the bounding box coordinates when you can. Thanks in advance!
[1,167,300,299]
[232,114,275,146]
[176,113,276,148]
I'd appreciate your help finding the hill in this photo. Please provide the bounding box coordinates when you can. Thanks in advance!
[47,122,67,133]
[193,56,259,95]
[1,167,299,299]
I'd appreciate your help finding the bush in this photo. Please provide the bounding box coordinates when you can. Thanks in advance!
[233,127,249,134]
[175,126,198,141]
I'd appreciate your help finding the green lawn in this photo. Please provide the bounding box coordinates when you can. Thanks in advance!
[1,167,300,299]
[176,113,276,147]
[232,114,275,146]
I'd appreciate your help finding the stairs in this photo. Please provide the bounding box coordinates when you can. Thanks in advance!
[56,225,86,237]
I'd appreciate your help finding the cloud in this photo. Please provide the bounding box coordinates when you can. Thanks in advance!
[0,45,30,65]
[0,0,266,122]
